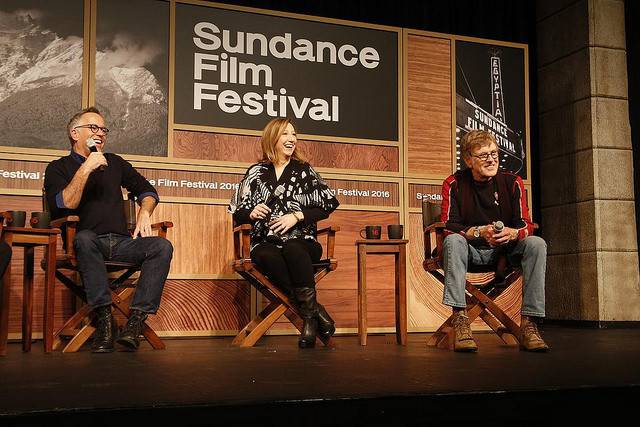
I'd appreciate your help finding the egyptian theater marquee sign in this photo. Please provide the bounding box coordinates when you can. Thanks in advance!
[173,3,399,141]
[455,41,528,179]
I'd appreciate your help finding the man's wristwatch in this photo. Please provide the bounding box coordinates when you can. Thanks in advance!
[473,226,481,238]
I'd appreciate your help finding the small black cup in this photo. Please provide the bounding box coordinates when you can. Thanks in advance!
[6,210,26,227]
[30,212,51,229]
[387,224,404,239]
[360,225,382,239]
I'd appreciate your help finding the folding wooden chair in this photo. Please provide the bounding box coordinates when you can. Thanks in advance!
[44,191,173,352]
[422,200,526,349]
[232,223,339,347]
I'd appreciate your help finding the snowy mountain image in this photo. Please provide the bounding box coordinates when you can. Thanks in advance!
[0,9,168,156]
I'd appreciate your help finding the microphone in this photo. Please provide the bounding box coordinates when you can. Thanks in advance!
[263,185,286,243]
[86,138,105,171]
[265,185,285,207]
[494,221,504,233]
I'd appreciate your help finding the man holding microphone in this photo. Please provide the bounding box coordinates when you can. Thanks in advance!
[44,107,173,353]
[440,130,548,352]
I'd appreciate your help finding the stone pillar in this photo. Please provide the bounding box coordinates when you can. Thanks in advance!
[537,0,640,321]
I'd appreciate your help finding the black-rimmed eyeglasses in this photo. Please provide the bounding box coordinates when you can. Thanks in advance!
[471,151,499,162]
[74,124,110,134]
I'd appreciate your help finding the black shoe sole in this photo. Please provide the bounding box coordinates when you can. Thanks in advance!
[298,339,316,349]
[519,345,549,352]
[453,341,478,352]
[117,337,140,351]
[454,347,478,353]
[318,325,336,339]
[92,347,115,353]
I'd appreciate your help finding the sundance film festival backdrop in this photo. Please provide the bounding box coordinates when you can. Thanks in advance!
[0,0,531,339]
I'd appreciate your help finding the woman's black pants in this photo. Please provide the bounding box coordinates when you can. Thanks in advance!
[251,238,322,296]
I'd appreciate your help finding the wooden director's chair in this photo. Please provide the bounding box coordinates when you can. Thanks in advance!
[422,200,527,349]
[232,223,339,347]
[44,191,173,352]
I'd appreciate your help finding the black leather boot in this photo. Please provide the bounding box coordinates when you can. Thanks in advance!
[92,305,117,353]
[117,309,147,351]
[316,304,336,340]
[294,287,319,349]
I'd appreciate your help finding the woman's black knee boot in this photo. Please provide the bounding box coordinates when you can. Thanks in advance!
[316,304,335,339]
[294,287,319,348]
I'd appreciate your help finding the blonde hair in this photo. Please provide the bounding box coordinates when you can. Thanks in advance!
[460,130,497,159]
[259,118,307,164]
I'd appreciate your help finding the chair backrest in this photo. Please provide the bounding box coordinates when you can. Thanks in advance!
[422,199,442,229]
[43,188,49,212]
[124,193,137,232]
[0,212,7,238]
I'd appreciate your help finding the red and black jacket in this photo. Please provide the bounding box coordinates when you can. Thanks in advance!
[441,168,534,248]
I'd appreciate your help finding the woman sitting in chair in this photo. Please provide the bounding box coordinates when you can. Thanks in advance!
[229,118,340,348]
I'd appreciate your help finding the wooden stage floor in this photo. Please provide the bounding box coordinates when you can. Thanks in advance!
[1,326,639,425]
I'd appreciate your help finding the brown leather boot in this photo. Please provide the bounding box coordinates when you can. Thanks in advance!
[452,309,478,352]
[519,316,549,352]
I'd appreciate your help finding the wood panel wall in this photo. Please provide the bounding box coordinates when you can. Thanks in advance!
[0,195,252,337]
[406,35,453,177]
[174,131,400,172]
[268,210,400,334]
[1,28,529,340]
[152,203,235,276]
[1,195,73,336]
[147,280,250,334]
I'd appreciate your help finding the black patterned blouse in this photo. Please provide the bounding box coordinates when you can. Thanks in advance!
[229,159,339,249]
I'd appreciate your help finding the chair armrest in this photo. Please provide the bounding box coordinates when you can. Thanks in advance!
[0,212,6,235]
[318,225,340,259]
[423,222,445,269]
[49,215,80,266]
[317,225,340,235]
[151,221,173,239]
[424,221,445,232]
[151,221,173,228]
[233,224,252,233]
[50,215,80,229]
[231,223,340,265]
[233,223,253,261]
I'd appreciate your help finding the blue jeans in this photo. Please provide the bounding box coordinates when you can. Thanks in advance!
[442,234,547,317]
[73,230,173,313]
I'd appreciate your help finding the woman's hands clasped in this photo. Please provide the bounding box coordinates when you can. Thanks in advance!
[249,204,298,235]
[268,214,298,235]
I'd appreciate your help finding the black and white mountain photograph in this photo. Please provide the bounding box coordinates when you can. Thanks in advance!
[95,0,169,157]
[0,0,169,157]
[0,0,84,151]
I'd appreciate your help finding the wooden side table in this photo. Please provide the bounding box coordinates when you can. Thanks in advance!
[356,239,408,346]
[0,226,59,356]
